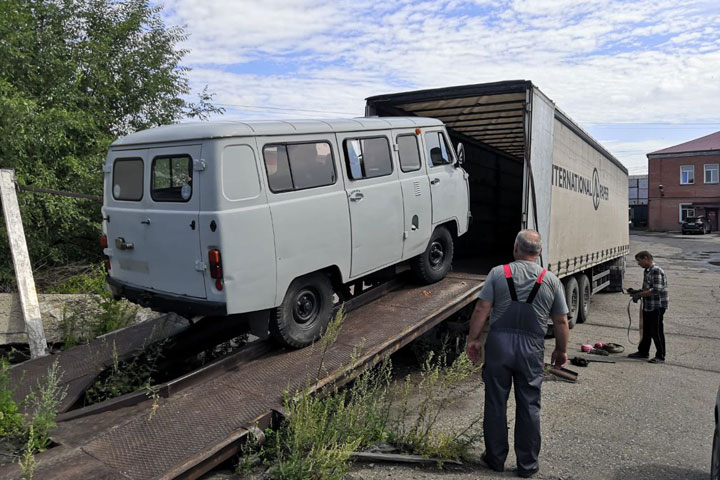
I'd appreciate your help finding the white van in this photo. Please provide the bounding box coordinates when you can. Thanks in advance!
[102,117,470,347]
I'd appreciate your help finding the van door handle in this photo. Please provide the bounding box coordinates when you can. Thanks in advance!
[115,237,134,250]
[141,218,151,225]
[348,190,364,202]
[431,178,440,185]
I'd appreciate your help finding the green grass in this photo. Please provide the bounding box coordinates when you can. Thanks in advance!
[236,320,483,479]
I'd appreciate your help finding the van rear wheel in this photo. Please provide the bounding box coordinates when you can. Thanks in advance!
[411,226,454,284]
[271,273,334,348]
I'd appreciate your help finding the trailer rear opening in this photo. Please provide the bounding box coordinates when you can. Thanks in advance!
[366,80,629,326]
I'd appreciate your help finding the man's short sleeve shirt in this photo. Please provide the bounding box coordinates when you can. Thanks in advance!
[477,260,569,331]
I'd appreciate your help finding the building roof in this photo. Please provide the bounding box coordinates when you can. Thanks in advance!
[649,130,720,155]
[111,117,443,147]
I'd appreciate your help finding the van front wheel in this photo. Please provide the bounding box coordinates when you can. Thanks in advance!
[412,226,454,284]
[271,273,334,348]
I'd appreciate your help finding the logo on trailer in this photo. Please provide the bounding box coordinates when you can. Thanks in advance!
[552,165,609,210]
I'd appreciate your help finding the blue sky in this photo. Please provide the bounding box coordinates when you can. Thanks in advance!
[160,0,720,174]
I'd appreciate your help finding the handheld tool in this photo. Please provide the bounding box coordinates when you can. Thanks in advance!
[570,356,616,367]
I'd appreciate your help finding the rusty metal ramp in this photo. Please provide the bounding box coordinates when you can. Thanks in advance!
[9,313,191,413]
[0,273,483,480]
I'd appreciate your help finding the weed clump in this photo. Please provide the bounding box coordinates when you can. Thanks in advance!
[52,264,139,349]
[0,358,66,475]
[236,322,482,479]
[84,339,166,406]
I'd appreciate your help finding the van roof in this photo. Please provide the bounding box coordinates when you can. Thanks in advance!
[111,117,444,147]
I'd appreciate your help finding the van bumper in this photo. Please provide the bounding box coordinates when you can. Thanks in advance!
[106,276,227,318]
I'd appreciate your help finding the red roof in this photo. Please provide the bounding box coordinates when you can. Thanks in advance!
[650,130,720,155]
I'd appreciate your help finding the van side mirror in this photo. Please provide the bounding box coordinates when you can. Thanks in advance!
[456,143,465,167]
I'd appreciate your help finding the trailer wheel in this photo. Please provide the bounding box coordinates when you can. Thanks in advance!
[271,273,334,348]
[411,226,454,284]
[576,273,591,324]
[564,277,580,329]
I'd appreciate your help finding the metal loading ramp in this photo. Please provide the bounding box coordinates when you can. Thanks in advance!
[1,272,484,480]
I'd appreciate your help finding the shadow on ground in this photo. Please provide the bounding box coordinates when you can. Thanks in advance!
[612,464,707,480]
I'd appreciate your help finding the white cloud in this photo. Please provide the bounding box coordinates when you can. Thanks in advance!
[163,0,720,173]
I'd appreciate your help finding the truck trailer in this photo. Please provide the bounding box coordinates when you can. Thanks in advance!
[366,80,629,327]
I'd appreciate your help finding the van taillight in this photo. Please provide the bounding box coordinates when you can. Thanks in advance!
[100,235,111,271]
[208,249,224,291]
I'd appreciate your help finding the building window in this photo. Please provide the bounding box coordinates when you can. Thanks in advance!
[680,165,694,185]
[679,203,695,222]
[705,164,719,184]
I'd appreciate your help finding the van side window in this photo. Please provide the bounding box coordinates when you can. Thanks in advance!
[151,155,193,202]
[263,141,336,193]
[343,137,392,180]
[113,158,144,201]
[424,131,453,167]
[397,135,421,172]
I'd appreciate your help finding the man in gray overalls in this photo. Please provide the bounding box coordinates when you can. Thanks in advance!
[467,230,569,478]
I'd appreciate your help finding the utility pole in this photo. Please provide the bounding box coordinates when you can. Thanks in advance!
[0,169,48,358]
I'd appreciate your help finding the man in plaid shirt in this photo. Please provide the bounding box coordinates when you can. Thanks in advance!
[628,251,668,363]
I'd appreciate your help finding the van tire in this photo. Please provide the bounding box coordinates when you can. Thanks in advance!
[411,226,454,284]
[576,273,591,324]
[271,273,334,348]
[564,276,579,329]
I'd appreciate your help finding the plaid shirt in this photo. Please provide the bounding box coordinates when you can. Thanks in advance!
[642,263,668,311]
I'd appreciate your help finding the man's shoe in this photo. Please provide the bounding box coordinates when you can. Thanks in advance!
[648,358,665,364]
[628,352,649,359]
[517,467,539,478]
[477,453,504,472]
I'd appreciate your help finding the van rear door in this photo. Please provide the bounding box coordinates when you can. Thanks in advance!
[105,144,206,298]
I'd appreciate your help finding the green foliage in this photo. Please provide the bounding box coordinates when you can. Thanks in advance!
[53,265,138,348]
[23,361,67,452]
[241,346,482,478]
[0,358,24,439]
[84,339,165,405]
[387,351,482,461]
[18,426,37,480]
[265,361,391,480]
[49,264,108,294]
[0,359,65,467]
[0,0,223,287]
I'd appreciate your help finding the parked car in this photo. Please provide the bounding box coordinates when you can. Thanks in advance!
[681,216,711,235]
[713,386,719,480]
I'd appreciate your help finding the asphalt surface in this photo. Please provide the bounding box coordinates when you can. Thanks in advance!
[350,232,720,480]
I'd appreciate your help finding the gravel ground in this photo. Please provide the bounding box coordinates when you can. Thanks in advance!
[211,232,720,480]
[350,232,720,480]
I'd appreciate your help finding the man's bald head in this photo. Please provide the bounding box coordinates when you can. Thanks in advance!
[514,229,542,258]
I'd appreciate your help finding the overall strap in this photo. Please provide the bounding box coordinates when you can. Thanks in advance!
[526,269,547,304]
[503,264,518,301]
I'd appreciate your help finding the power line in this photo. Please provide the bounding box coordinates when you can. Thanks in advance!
[216,103,359,116]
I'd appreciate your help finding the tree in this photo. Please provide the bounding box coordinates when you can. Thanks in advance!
[0,0,222,289]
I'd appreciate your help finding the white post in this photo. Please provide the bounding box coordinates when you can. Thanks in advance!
[0,169,48,358]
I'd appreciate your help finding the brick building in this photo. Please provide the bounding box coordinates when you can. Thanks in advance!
[647,131,720,231]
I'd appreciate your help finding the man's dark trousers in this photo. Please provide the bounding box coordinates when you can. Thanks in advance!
[638,308,666,360]
[482,268,546,473]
